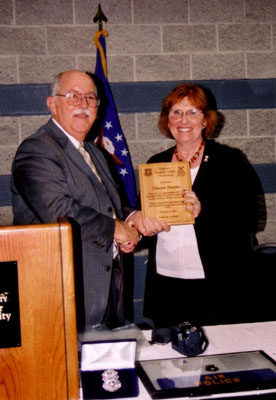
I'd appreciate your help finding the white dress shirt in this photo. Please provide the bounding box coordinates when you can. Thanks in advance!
[156,166,205,279]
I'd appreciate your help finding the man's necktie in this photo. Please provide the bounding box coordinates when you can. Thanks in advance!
[78,142,118,257]
[78,142,104,185]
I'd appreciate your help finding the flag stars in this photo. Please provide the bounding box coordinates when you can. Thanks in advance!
[120,168,128,176]
[121,148,128,156]
[115,133,123,142]
[105,121,113,130]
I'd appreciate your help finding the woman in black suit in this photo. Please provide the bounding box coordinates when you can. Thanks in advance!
[139,84,266,328]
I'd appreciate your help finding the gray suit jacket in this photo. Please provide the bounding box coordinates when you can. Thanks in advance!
[11,118,131,328]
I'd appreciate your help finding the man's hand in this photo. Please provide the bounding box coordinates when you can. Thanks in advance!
[114,220,139,253]
[127,211,170,236]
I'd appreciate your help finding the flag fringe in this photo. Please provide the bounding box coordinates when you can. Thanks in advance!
[94,30,108,78]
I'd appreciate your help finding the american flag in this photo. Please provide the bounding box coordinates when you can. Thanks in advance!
[93,29,137,207]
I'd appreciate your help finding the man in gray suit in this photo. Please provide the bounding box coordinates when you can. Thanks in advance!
[11,69,140,330]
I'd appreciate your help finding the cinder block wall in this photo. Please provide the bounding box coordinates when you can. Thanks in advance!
[0,0,275,242]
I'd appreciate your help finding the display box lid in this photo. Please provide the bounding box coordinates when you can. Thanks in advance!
[81,339,137,371]
[136,350,276,399]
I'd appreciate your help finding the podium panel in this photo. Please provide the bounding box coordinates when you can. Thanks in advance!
[0,222,79,400]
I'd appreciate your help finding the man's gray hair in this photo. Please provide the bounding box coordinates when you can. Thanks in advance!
[51,72,63,96]
[50,70,96,97]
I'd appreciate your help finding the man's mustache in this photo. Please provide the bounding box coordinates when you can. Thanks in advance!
[72,109,93,117]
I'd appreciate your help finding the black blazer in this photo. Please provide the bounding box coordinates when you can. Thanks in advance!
[144,139,266,282]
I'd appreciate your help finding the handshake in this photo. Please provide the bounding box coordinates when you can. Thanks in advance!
[114,190,201,253]
[114,211,170,253]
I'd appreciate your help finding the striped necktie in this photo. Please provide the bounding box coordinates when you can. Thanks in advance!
[78,142,104,185]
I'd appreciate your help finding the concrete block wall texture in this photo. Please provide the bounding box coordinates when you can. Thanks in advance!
[0,0,275,242]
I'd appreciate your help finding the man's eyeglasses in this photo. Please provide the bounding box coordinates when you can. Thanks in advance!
[169,108,203,121]
[55,92,100,108]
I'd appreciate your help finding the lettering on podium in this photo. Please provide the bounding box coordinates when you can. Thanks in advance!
[0,261,21,348]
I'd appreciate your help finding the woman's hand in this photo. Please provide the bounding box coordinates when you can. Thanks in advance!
[182,190,201,218]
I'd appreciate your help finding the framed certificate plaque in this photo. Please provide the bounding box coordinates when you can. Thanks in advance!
[136,351,276,399]
[138,162,194,225]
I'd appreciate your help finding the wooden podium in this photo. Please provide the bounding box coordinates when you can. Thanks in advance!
[0,222,79,400]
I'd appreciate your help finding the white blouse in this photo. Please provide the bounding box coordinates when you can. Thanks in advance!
[156,166,205,279]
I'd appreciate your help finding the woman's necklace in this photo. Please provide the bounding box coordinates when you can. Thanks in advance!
[174,140,205,165]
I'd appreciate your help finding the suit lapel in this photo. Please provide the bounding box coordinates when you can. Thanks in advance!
[45,119,123,216]
[46,119,99,181]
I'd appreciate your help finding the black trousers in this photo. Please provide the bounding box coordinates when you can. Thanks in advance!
[145,273,211,328]
[102,256,124,329]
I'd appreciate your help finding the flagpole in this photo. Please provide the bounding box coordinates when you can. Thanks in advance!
[93,4,108,78]
[93,5,137,207]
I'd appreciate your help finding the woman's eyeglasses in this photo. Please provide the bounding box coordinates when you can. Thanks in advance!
[169,108,203,121]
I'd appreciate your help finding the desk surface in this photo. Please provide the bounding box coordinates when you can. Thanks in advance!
[79,321,276,400]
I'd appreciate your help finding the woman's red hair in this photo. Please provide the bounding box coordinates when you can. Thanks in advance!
[158,83,218,139]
